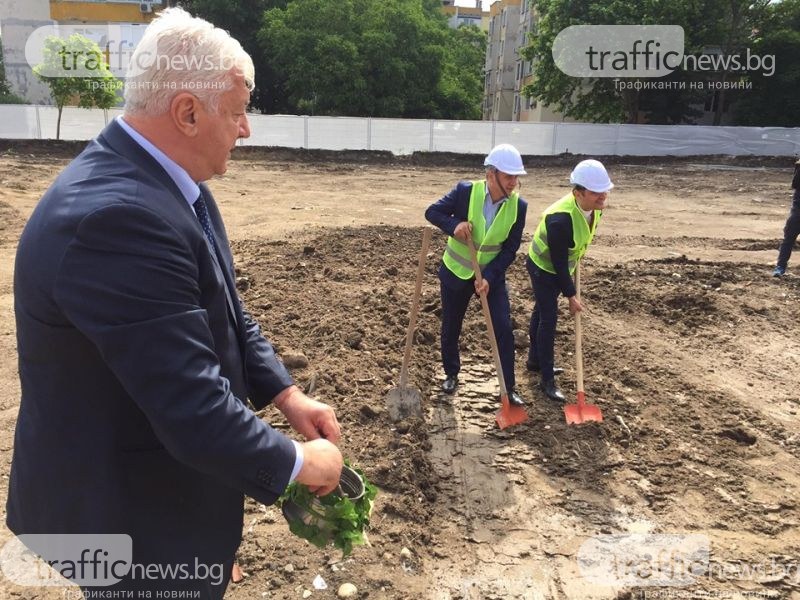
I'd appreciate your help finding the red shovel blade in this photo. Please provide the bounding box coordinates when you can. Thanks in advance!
[495,394,528,429]
[564,391,603,425]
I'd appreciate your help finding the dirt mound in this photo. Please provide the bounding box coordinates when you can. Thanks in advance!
[223,226,800,598]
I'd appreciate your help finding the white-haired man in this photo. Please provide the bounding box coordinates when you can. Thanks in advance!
[8,8,342,599]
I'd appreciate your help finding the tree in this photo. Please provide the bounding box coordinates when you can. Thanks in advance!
[0,48,25,103]
[521,0,769,124]
[33,34,120,139]
[439,25,487,120]
[259,0,484,118]
[734,0,800,127]
[177,0,288,114]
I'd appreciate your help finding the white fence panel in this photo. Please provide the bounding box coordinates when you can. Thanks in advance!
[553,123,620,155]
[0,105,40,138]
[370,118,431,155]
[431,120,492,153]
[308,116,368,150]
[494,122,557,155]
[0,105,798,157]
[37,106,108,141]
[244,114,305,148]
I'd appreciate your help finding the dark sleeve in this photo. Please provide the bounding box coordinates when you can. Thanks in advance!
[482,198,527,288]
[793,160,800,190]
[425,181,470,236]
[241,306,295,410]
[546,212,577,297]
[54,203,296,504]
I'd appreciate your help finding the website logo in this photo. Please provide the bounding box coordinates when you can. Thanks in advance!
[553,25,775,78]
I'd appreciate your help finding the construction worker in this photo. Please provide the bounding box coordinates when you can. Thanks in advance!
[527,159,613,402]
[425,144,528,406]
[773,158,800,277]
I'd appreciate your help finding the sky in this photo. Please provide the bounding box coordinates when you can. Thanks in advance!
[454,0,494,11]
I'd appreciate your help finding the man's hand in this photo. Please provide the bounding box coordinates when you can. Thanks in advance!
[273,385,341,443]
[453,221,472,242]
[295,438,343,496]
[568,295,584,315]
[474,278,489,296]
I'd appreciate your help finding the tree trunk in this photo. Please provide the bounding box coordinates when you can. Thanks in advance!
[56,104,63,141]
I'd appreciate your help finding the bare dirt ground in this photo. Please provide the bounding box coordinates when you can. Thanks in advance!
[0,143,798,600]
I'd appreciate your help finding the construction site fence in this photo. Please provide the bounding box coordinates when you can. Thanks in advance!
[1,104,798,157]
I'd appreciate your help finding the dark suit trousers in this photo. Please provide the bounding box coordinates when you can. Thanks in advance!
[440,278,516,391]
[777,205,800,269]
[526,257,561,382]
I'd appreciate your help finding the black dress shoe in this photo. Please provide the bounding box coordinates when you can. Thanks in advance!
[442,375,458,394]
[507,389,525,407]
[540,379,566,402]
[526,361,564,376]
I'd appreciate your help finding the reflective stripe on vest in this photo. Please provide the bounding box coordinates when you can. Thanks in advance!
[528,193,601,275]
[443,180,519,280]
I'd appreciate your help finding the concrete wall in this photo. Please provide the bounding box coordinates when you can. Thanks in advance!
[0,0,53,103]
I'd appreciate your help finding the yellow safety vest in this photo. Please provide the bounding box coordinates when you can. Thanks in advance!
[528,193,601,275]
[443,180,519,280]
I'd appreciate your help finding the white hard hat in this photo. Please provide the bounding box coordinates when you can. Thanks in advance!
[570,159,613,193]
[484,144,527,176]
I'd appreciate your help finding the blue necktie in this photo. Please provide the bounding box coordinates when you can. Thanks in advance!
[193,192,217,249]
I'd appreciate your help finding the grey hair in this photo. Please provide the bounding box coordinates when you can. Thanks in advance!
[123,7,255,116]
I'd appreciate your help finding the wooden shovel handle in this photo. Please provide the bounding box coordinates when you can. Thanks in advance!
[399,227,432,387]
[575,262,584,397]
[466,236,508,396]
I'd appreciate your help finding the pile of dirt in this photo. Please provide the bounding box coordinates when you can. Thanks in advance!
[223,225,800,599]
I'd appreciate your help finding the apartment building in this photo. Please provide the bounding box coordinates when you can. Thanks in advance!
[441,0,489,32]
[482,0,519,121]
[0,0,162,103]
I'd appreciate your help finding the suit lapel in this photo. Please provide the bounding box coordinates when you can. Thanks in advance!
[101,121,246,348]
[198,185,242,332]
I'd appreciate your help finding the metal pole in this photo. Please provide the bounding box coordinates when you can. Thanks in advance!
[35,105,42,140]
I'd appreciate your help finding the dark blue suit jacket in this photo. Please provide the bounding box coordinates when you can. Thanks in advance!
[8,120,297,569]
[425,180,528,290]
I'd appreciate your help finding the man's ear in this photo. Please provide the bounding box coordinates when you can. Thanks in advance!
[171,93,200,137]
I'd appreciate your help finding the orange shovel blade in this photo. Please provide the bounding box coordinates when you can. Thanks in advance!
[495,395,528,429]
[564,391,603,425]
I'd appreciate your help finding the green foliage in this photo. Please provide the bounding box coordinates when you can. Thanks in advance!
[0,92,26,105]
[33,34,120,139]
[521,0,773,124]
[260,0,485,118]
[0,49,10,96]
[279,466,378,557]
[734,0,800,127]
[177,0,288,113]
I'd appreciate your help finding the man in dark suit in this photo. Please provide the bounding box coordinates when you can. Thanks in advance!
[773,158,800,277]
[8,8,342,599]
[425,144,528,407]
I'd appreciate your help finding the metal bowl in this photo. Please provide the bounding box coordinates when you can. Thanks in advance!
[281,465,365,530]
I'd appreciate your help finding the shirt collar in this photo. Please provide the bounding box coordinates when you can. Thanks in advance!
[116,116,200,208]
[485,183,507,205]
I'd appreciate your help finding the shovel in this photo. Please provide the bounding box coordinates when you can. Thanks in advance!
[466,236,528,429]
[564,262,603,425]
[385,227,432,422]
